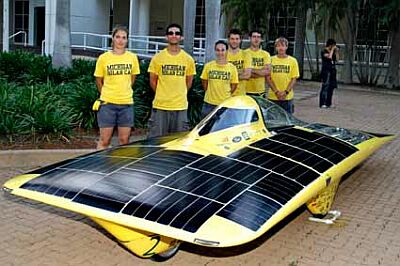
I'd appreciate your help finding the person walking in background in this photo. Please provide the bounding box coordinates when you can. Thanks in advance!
[267,37,299,114]
[201,40,239,118]
[227,29,251,96]
[246,30,271,97]
[320,38,338,108]
[94,26,140,150]
[148,23,196,137]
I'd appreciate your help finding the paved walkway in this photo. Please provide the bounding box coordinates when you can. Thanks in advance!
[1,81,399,266]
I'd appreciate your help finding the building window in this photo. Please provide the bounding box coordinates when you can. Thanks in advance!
[267,6,296,55]
[194,0,205,49]
[195,0,205,38]
[14,0,29,43]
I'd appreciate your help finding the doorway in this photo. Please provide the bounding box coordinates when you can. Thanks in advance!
[34,6,45,47]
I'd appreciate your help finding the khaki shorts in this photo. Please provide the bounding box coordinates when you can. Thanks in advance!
[148,109,189,138]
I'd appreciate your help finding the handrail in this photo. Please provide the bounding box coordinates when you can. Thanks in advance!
[41,40,46,56]
[68,32,390,65]
[70,31,207,62]
[9,31,27,46]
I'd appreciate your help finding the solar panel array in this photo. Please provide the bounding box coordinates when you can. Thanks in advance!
[21,128,358,233]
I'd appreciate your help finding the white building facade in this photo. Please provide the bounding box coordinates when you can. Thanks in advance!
[2,0,210,55]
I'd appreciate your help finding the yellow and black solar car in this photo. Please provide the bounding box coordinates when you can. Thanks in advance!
[3,96,394,261]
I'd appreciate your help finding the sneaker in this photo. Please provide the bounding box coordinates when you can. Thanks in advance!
[320,105,328,108]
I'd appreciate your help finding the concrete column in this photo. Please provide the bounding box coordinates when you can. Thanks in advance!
[219,12,226,38]
[129,0,139,48]
[2,0,9,51]
[129,0,139,35]
[137,0,150,36]
[136,0,150,52]
[183,0,196,56]
[205,0,221,62]
[45,0,56,55]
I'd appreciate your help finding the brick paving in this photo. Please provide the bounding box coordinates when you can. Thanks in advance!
[1,81,399,266]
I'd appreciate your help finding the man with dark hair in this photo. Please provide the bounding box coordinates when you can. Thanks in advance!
[227,29,251,96]
[165,23,182,35]
[319,38,338,108]
[148,23,196,137]
[245,30,271,97]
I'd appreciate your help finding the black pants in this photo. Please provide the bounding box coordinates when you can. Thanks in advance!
[319,69,337,107]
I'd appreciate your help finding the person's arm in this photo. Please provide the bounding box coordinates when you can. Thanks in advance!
[251,64,269,78]
[284,78,297,99]
[149,73,158,92]
[131,75,137,86]
[95,77,103,94]
[266,75,281,99]
[201,79,208,91]
[324,46,336,59]
[230,83,238,93]
[239,68,251,80]
[186,75,194,90]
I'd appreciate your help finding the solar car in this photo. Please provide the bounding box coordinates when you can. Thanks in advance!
[3,96,394,261]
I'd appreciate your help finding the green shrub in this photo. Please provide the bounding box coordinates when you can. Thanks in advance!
[188,63,205,127]
[133,60,153,128]
[0,52,206,141]
[64,80,98,129]
[0,50,52,84]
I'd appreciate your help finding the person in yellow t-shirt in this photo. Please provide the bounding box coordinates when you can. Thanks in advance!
[246,30,271,96]
[227,29,251,96]
[94,26,140,150]
[148,23,196,137]
[267,37,300,114]
[201,40,239,118]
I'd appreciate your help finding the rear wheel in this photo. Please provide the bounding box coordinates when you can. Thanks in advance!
[151,242,181,262]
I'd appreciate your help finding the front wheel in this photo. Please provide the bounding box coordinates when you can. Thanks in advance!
[151,242,181,262]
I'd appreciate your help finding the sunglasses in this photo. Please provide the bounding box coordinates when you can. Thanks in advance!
[167,31,182,36]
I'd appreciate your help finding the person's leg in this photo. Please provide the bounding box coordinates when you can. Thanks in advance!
[287,100,294,114]
[326,85,334,107]
[97,127,114,149]
[148,109,169,138]
[280,100,292,114]
[326,71,337,107]
[319,72,331,107]
[116,105,134,145]
[117,127,131,145]
[201,102,216,119]
[270,99,291,113]
[96,104,116,149]
[174,109,189,133]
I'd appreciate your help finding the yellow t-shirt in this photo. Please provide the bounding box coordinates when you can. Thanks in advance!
[148,49,196,110]
[201,61,239,105]
[245,48,271,94]
[227,49,251,96]
[94,51,140,104]
[268,55,300,100]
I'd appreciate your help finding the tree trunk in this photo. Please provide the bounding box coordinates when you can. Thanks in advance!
[385,22,400,89]
[52,0,71,68]
[294,4,307,79]
[342,8,357,84]
[183,0,196,56]
[205,0,221,62]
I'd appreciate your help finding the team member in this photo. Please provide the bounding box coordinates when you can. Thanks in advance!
[227,29,251,96]
[94,26,140,150]
[319,38,338,108]
[267,37,300,114]
[148,23,196,137]
[246,30,271,97]
[201,40,239,117]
